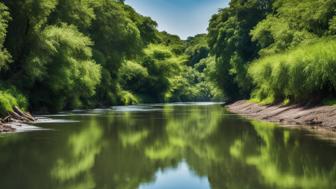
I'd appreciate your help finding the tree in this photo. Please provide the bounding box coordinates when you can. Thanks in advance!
[26,24,101,112]
[251,0,336,56]
[89,0,143,105]
[2,0,57,80]
[207,0,274,100]
[0,2,11,70]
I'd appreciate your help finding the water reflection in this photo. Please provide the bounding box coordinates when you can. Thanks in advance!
[139,161,210,189]
[51,120,103,189]
[0,103,335,189]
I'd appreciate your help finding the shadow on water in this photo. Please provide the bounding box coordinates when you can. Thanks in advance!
[0,103,335,189]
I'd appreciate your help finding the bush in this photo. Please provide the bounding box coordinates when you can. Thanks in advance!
[119,90,139,105]
[249,38,336,104]
[0,86,28,115]
[119,60,149,93]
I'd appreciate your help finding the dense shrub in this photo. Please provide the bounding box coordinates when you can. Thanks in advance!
[249,38,336,104]
[0,2,11,70]
[119,60,149,93]
[0,86,27,115]
[119,90,139,105]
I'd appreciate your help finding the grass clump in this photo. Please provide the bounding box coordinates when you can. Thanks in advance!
[0,86,27,115]
[249,38,336,104]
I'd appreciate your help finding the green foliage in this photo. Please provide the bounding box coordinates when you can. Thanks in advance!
[169,68,217,102]
[158,32,186,55]
[246,0,336,104]
[251,0,336,56]
[167,56,224,102]
[3,0,57,63]
[26,24,101,111]
[251,16,316,56]
[123,4,159,45]
[5,0,336,112]
[89,0,144,106]
[0,2,11,70]
[141,44,184,101]
[273,0,336,36]
[329,16,336,34]
[185,34,209,67]
[0,85,27,115]
[0,0,166,112]
[119,60,149,93]
[207,0,274,100]
[119,90,140,105]
[249,38,336,104]
[49,0,97,30]
[206,0,336,104]
[0,91,18,115]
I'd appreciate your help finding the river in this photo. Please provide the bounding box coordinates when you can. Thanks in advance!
[0,103,335,189]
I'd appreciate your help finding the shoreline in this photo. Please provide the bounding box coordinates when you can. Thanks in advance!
[227,100,336,133]
[0,106,38,133]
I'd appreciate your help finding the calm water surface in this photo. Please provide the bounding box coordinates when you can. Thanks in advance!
[0,103,336,189]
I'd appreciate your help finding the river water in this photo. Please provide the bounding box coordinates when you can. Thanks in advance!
[0,103,335,189]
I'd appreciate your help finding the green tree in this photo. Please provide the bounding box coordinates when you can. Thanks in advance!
[26,24,101,112]
[49,0,97,30]
[89,0,143,105]
[0,2,11,70]
[251,0,336,56]
[2,0,57,79]
[208,0,274,101]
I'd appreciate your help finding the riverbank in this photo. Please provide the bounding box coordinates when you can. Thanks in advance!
[0,106,37,133]
[228,100,336,132]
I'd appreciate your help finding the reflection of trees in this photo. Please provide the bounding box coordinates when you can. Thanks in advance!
[110,105,336,189]
[0,105,335,189]
[145,105,224,162]
[230,121,336,189]
[51,119,103,189]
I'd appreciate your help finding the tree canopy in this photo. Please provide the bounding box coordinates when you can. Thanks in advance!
[0,0,336,114]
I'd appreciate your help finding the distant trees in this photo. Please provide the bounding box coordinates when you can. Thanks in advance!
[119,44,183,102]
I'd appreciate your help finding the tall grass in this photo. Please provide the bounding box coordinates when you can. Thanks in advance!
[249,38,336,104]
[0,87,27,115]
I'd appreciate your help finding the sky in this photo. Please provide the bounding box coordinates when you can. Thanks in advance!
[125,0,228,39]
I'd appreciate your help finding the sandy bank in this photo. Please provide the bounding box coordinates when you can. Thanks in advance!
[228,100,336,132]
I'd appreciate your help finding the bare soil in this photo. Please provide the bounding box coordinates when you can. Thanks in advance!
[228,100,336,132]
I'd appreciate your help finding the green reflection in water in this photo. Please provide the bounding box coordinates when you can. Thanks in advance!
[51,119,104,189]
[0,103,335,189]
[230,120,336,189]
[145,104,223,163]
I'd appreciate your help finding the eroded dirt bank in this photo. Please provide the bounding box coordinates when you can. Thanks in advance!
[228,100,336,132]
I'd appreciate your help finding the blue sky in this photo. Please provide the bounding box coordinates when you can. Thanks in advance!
[125,0,228,39]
